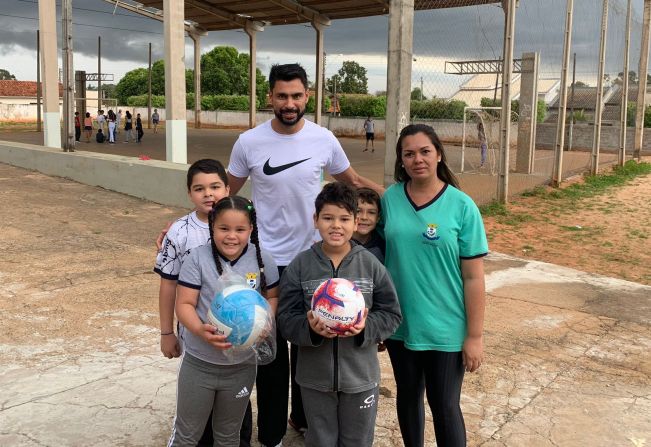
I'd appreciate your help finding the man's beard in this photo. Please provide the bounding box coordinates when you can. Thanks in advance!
[274,107,305,126]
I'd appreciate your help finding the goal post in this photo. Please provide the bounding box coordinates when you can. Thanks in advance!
[462,106,501,175]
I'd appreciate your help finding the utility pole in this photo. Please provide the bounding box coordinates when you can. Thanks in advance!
[36,30,42,132]
[98,36,102,112]
[634,0,651,160]
[148,42,152,129]
[553,0,574,187]
[591,0,609,175]
[333,76,337,116]
[420,76,423,101]
[620,0,633,166]
[62,0,74,151]
[568,53,576,150]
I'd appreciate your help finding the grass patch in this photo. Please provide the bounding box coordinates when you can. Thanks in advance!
[498,213,534,226]
[479,200,508,217]
[518,161,651,203]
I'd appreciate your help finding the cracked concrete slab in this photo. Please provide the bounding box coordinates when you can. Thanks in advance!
[1,163,649,446]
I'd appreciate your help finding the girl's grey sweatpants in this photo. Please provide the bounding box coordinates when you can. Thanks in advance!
[301,385,379,447]
[168,353,256,447]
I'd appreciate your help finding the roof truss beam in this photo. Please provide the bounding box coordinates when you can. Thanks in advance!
[445,59,522,75]
[267,0,331,25]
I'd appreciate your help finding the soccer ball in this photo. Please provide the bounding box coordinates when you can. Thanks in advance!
[311,278,365,335]
[208,285,270,347]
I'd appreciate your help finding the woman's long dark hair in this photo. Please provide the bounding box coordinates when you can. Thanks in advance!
[208,196,267,295]
[394,124,459,189]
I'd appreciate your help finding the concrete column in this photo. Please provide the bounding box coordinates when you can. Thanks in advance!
[497,0,517,203]
[552,0,574,187]
[245,24,257,129]
[591,0,609,175]
[634,0,651,160]
[516,52,539,174]
[312,21,326,126]
[384,0,414,187]
[164,0,187,164]
[190,33,202,129]
[619,0,633,166]
[38,0,61,149]
[75,70,86,121]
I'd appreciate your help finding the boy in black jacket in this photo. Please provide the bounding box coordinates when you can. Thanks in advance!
[277,182,401,447]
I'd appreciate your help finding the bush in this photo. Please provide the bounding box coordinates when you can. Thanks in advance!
[201,95,250,111]
[410,98,467,120]
[625,102,651,127]
[126,95,165,108]
[338,94,386,117]
[480,97,547,123]
[306,95,332,114]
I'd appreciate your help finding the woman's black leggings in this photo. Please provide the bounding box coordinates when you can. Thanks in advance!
[385,340,466,447]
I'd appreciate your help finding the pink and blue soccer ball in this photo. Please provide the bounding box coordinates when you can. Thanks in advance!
[311,278,365,335]
[208,285,270,347]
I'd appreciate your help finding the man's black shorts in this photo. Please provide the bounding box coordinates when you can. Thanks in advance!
[366,132,375,141]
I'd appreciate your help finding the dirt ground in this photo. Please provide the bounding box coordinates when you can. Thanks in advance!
[1,157,650,446]
[483,166,651,286]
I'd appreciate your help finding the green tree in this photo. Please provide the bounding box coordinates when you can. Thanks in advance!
[332,61,368,94]
[200,46,267,106]
[150,60,195,95]
[326,74,343,94]
[115,68,148,105]
[411,87,426,101]
[101,83,117,99]
[0,69,16,80]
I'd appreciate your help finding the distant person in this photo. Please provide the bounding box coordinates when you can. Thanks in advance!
[74,111,81,142]
[136,113,144,143]
[83,112,93,143]
[477,122,487,168]
[152,109,160,133]
[107,110,117,144]
[363,116,375,152]
[97,109,105,133]
[95,128,105,144]
[124,111,133,143]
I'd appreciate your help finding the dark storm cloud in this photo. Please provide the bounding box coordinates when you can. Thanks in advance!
[0,0,645,78]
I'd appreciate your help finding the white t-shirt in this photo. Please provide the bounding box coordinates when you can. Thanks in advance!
[154,211,209,280]
[228,119,350,266]
[364,119,374,133]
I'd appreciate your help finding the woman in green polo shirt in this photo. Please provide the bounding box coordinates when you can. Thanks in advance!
[381,124,488,447]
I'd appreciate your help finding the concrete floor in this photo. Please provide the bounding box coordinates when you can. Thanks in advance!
[0,162,649,446]
[0,126,621,206]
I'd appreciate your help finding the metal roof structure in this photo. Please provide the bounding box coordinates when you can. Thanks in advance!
[132,0,501,31]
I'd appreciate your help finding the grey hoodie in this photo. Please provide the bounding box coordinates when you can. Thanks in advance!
[278,242,401,393]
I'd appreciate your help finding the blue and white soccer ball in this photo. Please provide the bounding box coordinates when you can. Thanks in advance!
[208,285,271,348]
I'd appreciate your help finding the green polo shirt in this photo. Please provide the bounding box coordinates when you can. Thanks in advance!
[381,182,488,351]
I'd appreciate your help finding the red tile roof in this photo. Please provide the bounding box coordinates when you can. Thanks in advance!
[0,80,63,98]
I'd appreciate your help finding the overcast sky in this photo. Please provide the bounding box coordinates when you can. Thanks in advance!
[0,0,646,97]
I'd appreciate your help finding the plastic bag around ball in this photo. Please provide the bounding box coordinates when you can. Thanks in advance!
[208,265,276,365]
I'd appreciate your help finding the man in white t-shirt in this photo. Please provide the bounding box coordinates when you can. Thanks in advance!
[228,63,383,447]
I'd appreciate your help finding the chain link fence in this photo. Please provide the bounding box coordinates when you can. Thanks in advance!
[411,0,645,205]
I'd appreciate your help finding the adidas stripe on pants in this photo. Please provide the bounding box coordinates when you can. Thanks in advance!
[168,353,256,447]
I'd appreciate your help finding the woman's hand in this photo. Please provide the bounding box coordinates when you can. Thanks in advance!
[462,335,484,372]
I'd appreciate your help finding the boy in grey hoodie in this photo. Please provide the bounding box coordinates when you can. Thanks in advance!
[277,182,401,447]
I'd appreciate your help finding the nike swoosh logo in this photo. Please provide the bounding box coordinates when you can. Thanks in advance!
[263,157,311,175]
